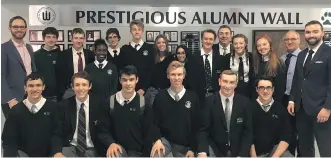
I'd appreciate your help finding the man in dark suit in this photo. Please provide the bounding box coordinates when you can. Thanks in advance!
[55,28,94,101]
[1,16,36,118]
[288,20,331,157]
[58,71,106,157]
[105,28,121,65]
[197,70,252,157]
[212,25,234,57]
[190,29,227,102]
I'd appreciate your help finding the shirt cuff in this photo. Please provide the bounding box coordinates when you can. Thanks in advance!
[7,98,16,104]
[198,152,207,155]
[288,101,294,104]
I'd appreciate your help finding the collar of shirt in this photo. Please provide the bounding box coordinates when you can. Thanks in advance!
[116,91,137,106]
[219,91,234,104]
[308,40,323,53]
[256,98,274,110]
[130,40,144,48]
[167,86,186,100]
[72,47,84,55]
[76,95,89,110]
[94,60,108,69]
[108,47,120,55]
[23,97,46,111]
[234,53,247,60]
[11,39,25,47]
[201,48,213,56]
[219,43,230,50]
[289,48,301,57]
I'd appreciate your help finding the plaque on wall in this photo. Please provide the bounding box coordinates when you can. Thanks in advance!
[324,31,331,47]
[180,31,200,56]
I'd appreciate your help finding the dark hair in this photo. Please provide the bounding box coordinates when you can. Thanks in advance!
[106,28,121,40]
[201,29,217,40]
[9,16,27,27]
[218,25,232,34]
[231,34,249,66]
[175,45,189,62]
[119,65,138,78]
[25,73,44,85]
[130,19,144,30]
[42,27,59,39]
[154,34,170,63]
[71,71,91,85]
[72,28,85,36]
[305,20,323,31]
[94,38,108,50]
[255,76,274,87]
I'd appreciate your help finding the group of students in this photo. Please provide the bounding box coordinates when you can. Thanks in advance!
[2,15,331,157]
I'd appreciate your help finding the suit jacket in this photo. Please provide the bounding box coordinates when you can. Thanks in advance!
[58,95,107,156]
[197,93,252,157]
[290,43,331,116]
[1,40,36,116]
[212,43,234,57]
[55,48,94,100]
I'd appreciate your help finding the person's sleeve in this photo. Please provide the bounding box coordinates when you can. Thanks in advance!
[239,99,253,157]
[55,52,65,101]
[323,54,331,110]
[196,97,211,154]
[2,109,19,157]
[110,65,118,95]
[280,110,292,144]
[149,94,162,143]
[289,55,301,102]
[97,99,116,147]
[1,46,15,104]
[188,94,199,152]
[50,103,64,155]
[274,65,287,102]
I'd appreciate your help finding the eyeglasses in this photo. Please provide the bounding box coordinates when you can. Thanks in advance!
[11,25,26,30]
[257,86,273,91]
[177,51,186,55]
[284,38,298,42]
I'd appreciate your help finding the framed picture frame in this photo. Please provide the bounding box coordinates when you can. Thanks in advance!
[58,44,64,51]
[146,31,161,42]
[168,44,178,54]
[86,30,101,42]
[57,30,64,42]
[86,44,95,51]
[252,30,307,56]
[67,30,73,42]
[30,44,42,51]
[29,30,43,42]
[67,44,73,49]
[323,31,331,47]
[164,31,178,42]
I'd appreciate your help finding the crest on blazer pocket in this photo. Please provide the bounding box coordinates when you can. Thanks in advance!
[237,118,243,123]
[94,120,99,125]
[143,50,148,56]
[272,114,278,119]
[185,101,191,108]
[107,69,112,75]
[315,61,323,63]
[44,112,50,115]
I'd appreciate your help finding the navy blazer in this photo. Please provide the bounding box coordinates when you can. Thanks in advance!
[290,43,331,116]
[1,40,36,116]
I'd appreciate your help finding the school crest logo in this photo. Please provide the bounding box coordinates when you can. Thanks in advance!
[107,69,112,75]
[185,101,191,109]
[143,50,148,56]
[37,7,56,25]
[52,60,56,64]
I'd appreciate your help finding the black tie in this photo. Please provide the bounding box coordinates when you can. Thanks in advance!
[204,54,212,90]
[238,57,244,81]
[135,44,140,50]
[77,103,87,153]
[303,50,314,75]
[124,100,129,105]
[285,53,293,68]
[98,63,103,69]
[113,50,118,57]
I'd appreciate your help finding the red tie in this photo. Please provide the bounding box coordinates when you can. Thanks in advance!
[77,52,83,72]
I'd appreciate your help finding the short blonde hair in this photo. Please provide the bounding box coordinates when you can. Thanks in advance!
[219,70,238,82]
[167,60,186,75]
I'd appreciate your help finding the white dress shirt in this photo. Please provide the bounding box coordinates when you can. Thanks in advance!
[303,40,323,65]
[230,53,250,83]
[72,47,86,73]
[23,97,46,113]
[201,49,213,73]
[219,43,231,56]
[167,86,186,101]
[256,98,274,112]
[116,91,137,106]
[94,60,108,69]
[71,95,94,148]
[108,47,120,57]
[219,92,234,114]
[130,40,144,51]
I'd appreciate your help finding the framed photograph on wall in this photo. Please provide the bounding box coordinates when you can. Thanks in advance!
[86,44,95,51]
[180,31,200,56]
[324,31,331,47]
[168,44,178,54]
[164,31,178,42]
[67,44,73,49]
[146,31,161,42]
[58,44,64,51]
[252,30,307,56]
[68,30,73,42]
[30,44,42,51]
[57,30,64,42]
[86,30,101,42]
[29,30,43,42]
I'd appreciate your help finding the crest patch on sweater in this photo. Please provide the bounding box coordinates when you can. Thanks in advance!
[143,50,148,56]
[107,69,112,75]
[185,101,191,108]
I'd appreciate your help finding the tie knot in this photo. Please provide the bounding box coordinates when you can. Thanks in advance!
[99,63,103,68]
[174,93,180,101]
[204,54,209,57]
[113,50,118,54]
[223,47,227,50]
[31,105,37,113]
[309,50,314,54]
[135,44,140,48]
[77,52,82,56]
[239,57,243,61]
[286,53,293,58]
[225,98,230,103]
[124,100,129,105]
[80,103,85,109]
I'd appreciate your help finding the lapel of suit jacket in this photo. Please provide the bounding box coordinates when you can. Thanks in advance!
[230,94,239,133]
[8,40,25,70]
[88,96,95,132]
[305,45,325,76]
[69,97,77,133]
[67,48,74,75]
[215,93,227,129]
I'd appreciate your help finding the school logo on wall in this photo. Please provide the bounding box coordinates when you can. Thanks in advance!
[321,11,331,25]
[37,7,56,25]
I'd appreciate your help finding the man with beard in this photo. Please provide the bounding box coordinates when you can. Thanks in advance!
[190,29,227,102]
[33,27,61,102]
[197,70,252,157]
[250,77,292,157]
[1,16,36,118]
[85,39,118,99]
[106,28,121,65]
[55,28,94,101]
[117,20,154,96]
[212,25,234,57]
[288,20,331,157]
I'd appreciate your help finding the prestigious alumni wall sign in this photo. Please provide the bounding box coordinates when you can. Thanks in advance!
[29,5,331,28]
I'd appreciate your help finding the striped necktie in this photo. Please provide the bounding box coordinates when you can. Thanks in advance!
[77,103,87,153]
